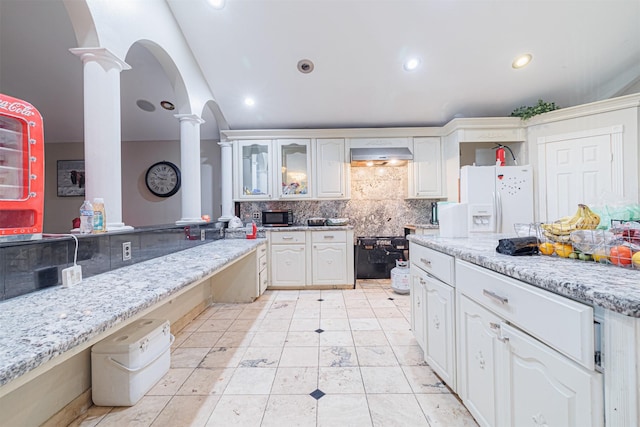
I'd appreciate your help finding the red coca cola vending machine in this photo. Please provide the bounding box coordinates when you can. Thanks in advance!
[0,93,44,242]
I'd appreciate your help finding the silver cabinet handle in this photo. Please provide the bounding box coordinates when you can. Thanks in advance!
[420,257,431,267]
[323,235,335,239]
[282,236,294,240]
[483,289,509,304]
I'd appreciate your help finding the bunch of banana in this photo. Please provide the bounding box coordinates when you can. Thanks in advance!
[540,204,601,242]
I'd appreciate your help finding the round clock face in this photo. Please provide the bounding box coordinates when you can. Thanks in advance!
[145,161,181,197]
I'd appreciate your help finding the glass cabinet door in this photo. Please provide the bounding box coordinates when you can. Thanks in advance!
[278,139,310,198]
[0,116,26,200]
[238,140,272,199]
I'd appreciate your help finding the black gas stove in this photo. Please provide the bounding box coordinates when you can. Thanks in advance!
[355,236,409,280]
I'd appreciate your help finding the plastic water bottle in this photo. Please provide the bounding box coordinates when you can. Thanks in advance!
[79,200,94,234]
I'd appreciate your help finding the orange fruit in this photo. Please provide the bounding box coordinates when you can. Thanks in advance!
[539,242,555,255]
[610,245,633,266]
[553,243,573,258]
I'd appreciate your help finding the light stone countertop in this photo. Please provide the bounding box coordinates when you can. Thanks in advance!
[0,238,265,389]
[408,233,640,317]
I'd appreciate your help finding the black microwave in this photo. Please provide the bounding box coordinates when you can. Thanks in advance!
[262,209,293,227]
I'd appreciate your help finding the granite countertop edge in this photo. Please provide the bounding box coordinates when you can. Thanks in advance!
[408,234,640,318]
[0,238,266,389]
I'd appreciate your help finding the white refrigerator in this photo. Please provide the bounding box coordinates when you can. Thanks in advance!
[460,165,534,234]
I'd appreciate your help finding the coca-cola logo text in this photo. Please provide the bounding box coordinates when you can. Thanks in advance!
[0,100,35,117]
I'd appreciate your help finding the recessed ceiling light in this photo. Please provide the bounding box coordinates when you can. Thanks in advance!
[160,101,175,110]
[297,59,314,74]
[136,99,155,112]
[207,0,225,9]
[403,57,421,71]
[244,97,255,106]
[512,54,533,69]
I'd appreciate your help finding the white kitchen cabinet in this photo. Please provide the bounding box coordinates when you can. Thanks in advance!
[311,230,348,285]
[314,138,348,199]
[408,137,445,198]
[257,242,268,295]
[277,139,311,199]
[409,242,456,389]
[269,231,306,288]
[234,140,274,200]
[456,259,603,427]
[457,294,504,427]
[410,268,427,352]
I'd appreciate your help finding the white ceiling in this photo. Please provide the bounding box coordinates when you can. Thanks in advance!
[1,0,640,143]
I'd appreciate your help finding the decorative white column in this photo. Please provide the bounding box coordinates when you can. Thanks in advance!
[218,140,234,222]
[175,114,205,224]
[70,47,132,231]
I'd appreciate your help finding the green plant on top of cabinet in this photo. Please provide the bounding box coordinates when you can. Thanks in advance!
[277,139,311,199]
[234,140,274,200]
[408,137,445,198]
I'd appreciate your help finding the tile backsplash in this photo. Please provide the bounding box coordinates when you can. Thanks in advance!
[239,165,440,237]
[0,223,223,302]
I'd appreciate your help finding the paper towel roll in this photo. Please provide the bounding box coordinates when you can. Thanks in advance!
[438,203,468,238]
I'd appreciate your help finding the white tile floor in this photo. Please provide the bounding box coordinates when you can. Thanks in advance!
[70,280,478,427]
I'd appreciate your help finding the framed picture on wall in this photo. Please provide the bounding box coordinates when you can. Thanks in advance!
[57,160,85,197]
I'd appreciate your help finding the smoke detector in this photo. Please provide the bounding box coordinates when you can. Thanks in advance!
[297,59,314,74]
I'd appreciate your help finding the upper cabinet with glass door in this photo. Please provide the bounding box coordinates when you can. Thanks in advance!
[277,139,311,199]
[234,140,273,200]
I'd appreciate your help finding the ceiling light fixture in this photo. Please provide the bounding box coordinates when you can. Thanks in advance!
[244,97,255,106]
[207,0,225,10]
[512,54,533,69]
[403,57,421,71]
[160,101,175,111]
[297,59,314,74]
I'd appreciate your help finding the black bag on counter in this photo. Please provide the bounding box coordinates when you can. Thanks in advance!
[495,236,539,256]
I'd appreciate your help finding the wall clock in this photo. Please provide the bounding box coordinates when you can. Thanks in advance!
[145,161,181,197]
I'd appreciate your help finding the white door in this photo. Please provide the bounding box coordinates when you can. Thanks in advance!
[501,323,604,427]
[312,243,347,285]
[425,274,456,390]
[544,135,612,221]
[270,244,306,287]
[457,295,504,427]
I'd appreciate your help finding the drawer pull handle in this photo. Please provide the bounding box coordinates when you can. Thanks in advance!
[420,257,431,267]
[323,235,335,239]
[483,289,509,305]
[282,236,294,240]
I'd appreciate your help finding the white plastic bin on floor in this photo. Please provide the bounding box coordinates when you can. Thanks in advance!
[91,318,174,406]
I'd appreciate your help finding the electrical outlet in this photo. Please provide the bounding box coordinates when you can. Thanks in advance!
[200,229,205,241]
[62,265,82,287]
[122,241,132,261]
[252,212,260,219]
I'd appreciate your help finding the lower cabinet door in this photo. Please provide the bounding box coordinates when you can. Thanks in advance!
[457,295,504,427]
[425,274,455,390]
[271,244,306,287]
[410,270,427,353]
[501,323,604,427]
[311,243,347,285]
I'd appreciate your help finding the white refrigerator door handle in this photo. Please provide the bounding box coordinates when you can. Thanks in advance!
[495,191,502,233]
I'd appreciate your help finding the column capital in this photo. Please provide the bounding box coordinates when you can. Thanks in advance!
[174,113,205,125]
[69,47,131,71]
[218,140,233,148]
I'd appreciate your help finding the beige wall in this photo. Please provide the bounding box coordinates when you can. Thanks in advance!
[43,140,221,233]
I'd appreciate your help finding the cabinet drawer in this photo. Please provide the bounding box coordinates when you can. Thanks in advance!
[410,243,454,285]
[270,231,306,244]
[311,230,346,243]
[456,260,594,369]
[259,253,267,271]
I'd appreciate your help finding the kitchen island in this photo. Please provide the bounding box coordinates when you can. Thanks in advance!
[408,233,640,427]
[0,238,266,426]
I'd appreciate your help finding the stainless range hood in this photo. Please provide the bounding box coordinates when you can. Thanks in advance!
[350,147,413,167]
